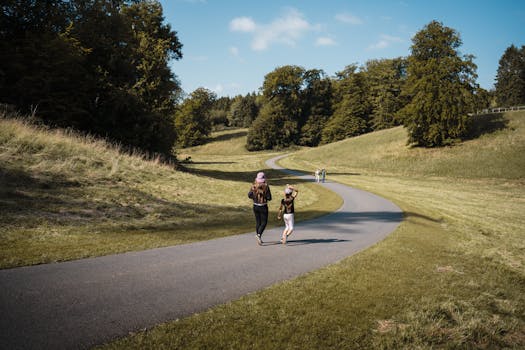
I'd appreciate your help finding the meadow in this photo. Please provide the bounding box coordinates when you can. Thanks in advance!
[100,111,524,349]
[2,110,523,348]
[0,116,340,268]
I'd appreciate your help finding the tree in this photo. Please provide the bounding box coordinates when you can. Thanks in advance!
[472,87,492,113]
[247,65,304,150]
[228,93,259,128]
[398,20,478,147]
[364,57,408,130]
[246,102,283,151]
[174,88,216,147]
[299,69,333,146]
[321,65,370,144]
[209,96,232,128]
[0,0,183,155]
[495,44,525,107]
[0,0,91,124]
[123,0,183,115]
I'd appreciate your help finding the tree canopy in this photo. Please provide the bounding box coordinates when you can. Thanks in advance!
[175,88,215,148]
[398,20,478,147]
[495,44,525,107]
[0,0,182,155]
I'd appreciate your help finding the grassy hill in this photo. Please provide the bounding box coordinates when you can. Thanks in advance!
[101,111,525,349]
[0,117,340,268]
[282,112,524,180]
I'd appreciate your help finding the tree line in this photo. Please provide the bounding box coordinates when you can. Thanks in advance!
[179,21,524,150]
[2,2,524,154]
[1,0,182,155]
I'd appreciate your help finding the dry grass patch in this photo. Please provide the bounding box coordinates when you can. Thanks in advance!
[1,118,340,268]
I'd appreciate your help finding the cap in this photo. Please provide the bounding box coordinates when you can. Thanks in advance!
[255,172,266,183]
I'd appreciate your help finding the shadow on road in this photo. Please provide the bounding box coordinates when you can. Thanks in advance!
[262,238,351,246]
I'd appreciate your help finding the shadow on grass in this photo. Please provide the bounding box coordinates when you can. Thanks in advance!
[403,211,442,223]
[181,166,314,185]
[184,163,358,185]
[189,161,237,165]
[465,113,509,140]
[206,130,248,143]
[274,167,361,177]
[0,164,255,229]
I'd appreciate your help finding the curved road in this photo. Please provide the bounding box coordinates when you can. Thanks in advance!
[0,156,402,350]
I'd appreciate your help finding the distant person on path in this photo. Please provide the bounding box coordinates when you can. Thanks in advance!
[314,168,320,183]
[277,184,299,245]
[248,172,272,245]
[321,168,326,183]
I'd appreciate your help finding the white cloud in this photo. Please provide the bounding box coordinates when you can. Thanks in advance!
[368,34,404,50]
[230,16,256,32]
[229,46,239,56]
[230,8,317,51]
[213,84,224,94]
[229,46,245,63]
[335,12,363,25]
[315,37,337,46]
[207,82,242,96]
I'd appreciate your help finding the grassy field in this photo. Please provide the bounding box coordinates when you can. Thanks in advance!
[0,118,340,268]
[99,112,524,349]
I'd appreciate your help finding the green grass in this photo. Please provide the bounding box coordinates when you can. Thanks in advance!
[99,111,525,349]
[0,117,340,268]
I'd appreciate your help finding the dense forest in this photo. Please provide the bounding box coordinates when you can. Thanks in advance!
[2,1,524,154]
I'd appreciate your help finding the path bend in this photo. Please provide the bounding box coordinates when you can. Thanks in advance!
[0,155,402,350]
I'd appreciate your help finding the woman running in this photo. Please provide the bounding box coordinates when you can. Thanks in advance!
[248,172,272,245]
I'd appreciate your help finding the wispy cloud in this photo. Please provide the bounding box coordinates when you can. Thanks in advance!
[335,12,363,25]
[208,83,241,96]
[230,8,318,51]
[229,46,245,63]
[229,46,240,56]
[229,17,256,32]
[368,34,404,50]
[315,37,337,46]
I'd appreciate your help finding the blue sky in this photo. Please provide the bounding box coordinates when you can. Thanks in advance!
[159,0,524,97]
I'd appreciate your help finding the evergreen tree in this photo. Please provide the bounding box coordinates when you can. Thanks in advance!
[398,21,478,147]
[495,44,525,107]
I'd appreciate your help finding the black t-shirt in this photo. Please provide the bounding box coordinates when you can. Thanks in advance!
[281,198,294,214]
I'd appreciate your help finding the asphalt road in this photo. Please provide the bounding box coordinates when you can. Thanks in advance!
[0,155,403,349]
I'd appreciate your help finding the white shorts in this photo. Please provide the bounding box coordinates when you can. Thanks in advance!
[283,213,294,231]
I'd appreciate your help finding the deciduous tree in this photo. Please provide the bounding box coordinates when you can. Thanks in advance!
[398,20,477,147]
[175,88,215,147]
[321,65,370,144]
[299,69,333,146]
[364,57,407,130]
[247,65,304,150]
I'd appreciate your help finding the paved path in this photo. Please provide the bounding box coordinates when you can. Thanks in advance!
[0,156,402,350]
